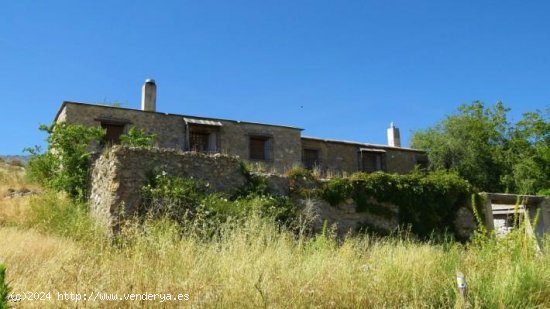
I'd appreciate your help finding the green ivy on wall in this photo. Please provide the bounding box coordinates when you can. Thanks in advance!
[320,170,475,238]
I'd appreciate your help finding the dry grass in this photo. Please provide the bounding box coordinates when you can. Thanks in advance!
[0,163,25,192]
[0,196,30,227]
[0,166,549,308]
[0,163,39,226]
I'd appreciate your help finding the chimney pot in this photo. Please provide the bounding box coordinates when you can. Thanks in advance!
[387,122,401,147]
[141,79,157,112]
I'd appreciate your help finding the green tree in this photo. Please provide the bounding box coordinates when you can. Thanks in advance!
[411,101,549,194]
[505,109,550,194]
[26,123,105,200]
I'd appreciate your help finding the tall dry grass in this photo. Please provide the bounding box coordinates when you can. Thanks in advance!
[0,167,548,308]
[0,163,40,226]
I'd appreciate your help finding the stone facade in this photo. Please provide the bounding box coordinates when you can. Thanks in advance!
[89,146,247,230]
[57,102,302,173]
[55,101,426,174]
[58,102,187,149]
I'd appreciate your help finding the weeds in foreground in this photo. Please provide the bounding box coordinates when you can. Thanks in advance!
[0,264,9,309]
[25,191,104,242]
[0,190,548,308]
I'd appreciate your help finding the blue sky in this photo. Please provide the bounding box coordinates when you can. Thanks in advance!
[1,1,549,155]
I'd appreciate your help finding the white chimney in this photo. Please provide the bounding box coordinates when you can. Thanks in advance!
[141,79,156,112]
[387,122,401,147]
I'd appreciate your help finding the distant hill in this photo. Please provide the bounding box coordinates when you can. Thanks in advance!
[0,155,30,166]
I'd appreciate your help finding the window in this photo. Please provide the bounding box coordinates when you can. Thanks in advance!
[189,132,210,152]
[360,151,386,172]
[185,119,221,153]
[101,123,125,145]
[303,149,320,170]
[249,136,272,161]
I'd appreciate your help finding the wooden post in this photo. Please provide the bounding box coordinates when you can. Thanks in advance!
[456,271,469,308]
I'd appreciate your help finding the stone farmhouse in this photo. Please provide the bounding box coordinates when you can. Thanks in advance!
[54,79,427,174]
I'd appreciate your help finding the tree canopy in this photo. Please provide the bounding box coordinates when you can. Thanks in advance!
[411,101,549,194]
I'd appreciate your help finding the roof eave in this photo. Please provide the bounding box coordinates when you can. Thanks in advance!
[55,101,304,131]
[301,136,425,153]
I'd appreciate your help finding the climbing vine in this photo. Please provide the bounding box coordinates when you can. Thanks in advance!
[320,170,475,238]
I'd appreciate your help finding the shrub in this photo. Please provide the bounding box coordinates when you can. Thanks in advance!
[120,127,156,147]
[0,264,9,309]
[286,167,316,181]
[321,177,352,206]
[237,172,271,197]
[140,172,297,235]
[25,123,105,200]
[287,167,320,197]
[200,194,296,225]
[25,146,55,185]
[27,191,100,241]
[141,173,207,221]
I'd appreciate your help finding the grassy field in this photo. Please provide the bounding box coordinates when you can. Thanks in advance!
[0,164,549,308]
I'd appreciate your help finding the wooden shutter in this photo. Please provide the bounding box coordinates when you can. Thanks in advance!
[250,137,266,160]
[362,153,377,172]
[303,149,319,169]
[190,132,209,152]
[208,132,217,152]
[264,138,273,161]
[362,152,386,172]
[101,123,124,144]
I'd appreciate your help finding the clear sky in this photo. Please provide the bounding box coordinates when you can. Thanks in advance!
[1,1,549,155]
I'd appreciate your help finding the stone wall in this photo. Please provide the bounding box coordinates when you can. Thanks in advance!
[257,174,398,235]
[88,145,403,235]
[294,196,400,237]
[89,146,478,238]
[285,175,476,239]
[89,146,247,230]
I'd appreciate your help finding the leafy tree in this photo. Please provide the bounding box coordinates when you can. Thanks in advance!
[26,123,105,200]
[505,109,550,194]
[411,102,549,194]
